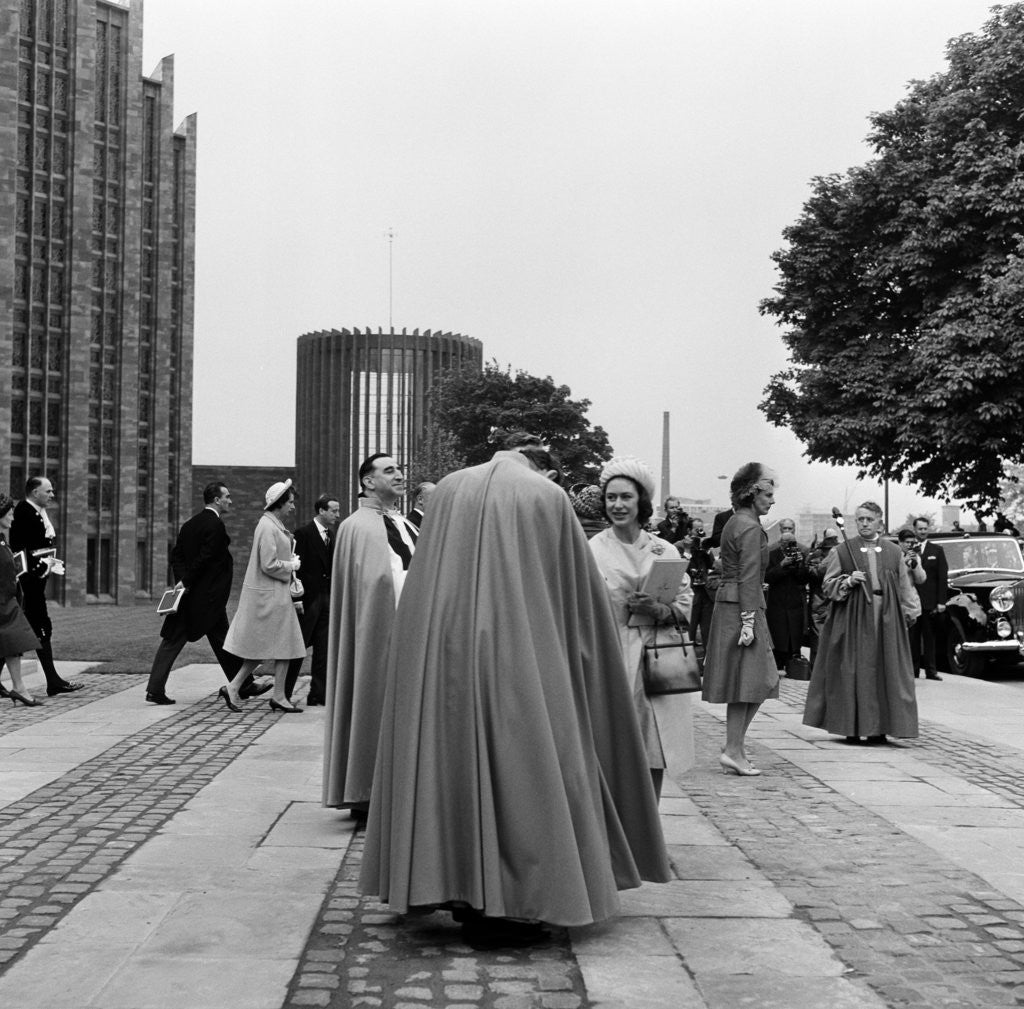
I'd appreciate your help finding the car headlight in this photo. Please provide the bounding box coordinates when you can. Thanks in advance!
[991,586,1015,613]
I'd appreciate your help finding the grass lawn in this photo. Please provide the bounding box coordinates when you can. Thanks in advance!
[49,605,240,674]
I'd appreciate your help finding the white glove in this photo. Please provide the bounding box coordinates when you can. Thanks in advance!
[738,611,755,647]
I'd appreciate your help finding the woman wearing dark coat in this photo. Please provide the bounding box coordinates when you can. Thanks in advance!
[0,494,43,706]
[701,463,780,776]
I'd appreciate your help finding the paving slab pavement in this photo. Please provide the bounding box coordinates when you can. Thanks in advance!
[2,661,1024,1007]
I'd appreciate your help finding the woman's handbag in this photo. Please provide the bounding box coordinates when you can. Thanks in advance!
[289,573,304,601]
[641,616,701,695]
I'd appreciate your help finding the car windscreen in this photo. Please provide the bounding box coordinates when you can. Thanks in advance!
[939,539,1024,574]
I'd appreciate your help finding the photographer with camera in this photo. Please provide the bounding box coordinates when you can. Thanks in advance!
[897,528,927,586]
[655,496,689,545]
[765,518,810,674]
[685,519,715,647]
[908,516,945,680]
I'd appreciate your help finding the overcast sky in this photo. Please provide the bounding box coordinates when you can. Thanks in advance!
[142,0,999,525]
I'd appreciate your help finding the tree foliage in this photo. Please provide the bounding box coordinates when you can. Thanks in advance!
[428,360,614,485]
[997,464,1024,527]
[760,6,1024,508]
[408,425,465,487]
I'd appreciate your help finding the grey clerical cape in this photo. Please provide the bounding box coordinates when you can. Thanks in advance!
[322,498,406,808]
[359,451,671,926]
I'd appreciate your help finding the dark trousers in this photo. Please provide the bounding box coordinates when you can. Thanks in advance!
[691,587,714,648]
[146,611,243,696]
[22,589,64,692]
[910,609,943,676]
[285,593,330,702]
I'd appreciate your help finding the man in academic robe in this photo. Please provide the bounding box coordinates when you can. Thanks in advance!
[10,476,83,696]
[803,501,921,743]
[323,454,416,819]
[144,481,270,704]
[359,441,670,948]
[285,494,340,706]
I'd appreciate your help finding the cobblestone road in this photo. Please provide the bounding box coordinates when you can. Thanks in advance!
[4,673,1024,1007]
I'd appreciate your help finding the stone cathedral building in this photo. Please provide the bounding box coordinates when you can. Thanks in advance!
[1,0,195,605]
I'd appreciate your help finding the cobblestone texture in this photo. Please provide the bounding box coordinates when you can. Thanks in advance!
[0,673,281,971]
[283,831,588,1009]
[8,671,1024,1007]
[687,681,1024,1008]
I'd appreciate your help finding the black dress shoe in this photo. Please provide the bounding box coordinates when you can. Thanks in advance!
[461,917,550,951]
[146,691,176,705]
[925,673,943,681]
[305,696,324,707]
[239,679,273,699]
[47,680,85,696]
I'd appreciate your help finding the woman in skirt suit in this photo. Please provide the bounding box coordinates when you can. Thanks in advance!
[0,494,43,706]
[701,463,779,776]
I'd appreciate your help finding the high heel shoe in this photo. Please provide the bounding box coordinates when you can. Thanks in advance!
[10,689,41,707]
[218,686,241,713]
[269,699,302,713]
[0,682,9,699]
[719,752,761,777]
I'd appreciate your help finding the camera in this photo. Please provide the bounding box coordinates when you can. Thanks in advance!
[782,540,800,559]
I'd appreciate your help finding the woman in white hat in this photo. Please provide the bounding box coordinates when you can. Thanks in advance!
[221,480,306,712]
[588,457,694,799]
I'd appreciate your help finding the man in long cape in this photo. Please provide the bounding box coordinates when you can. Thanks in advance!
[803,502,921,742]
[322,455,416,813]
[359,448,670,937]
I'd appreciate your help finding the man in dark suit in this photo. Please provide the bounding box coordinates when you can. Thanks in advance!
[285,493,340,706]
[909,515,948,681]
[144,481,269,704]
[10,476,83,696]
[765,518,810,671]
[406,482,435,529]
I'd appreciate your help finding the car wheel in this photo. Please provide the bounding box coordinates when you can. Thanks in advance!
[946,618,987,678]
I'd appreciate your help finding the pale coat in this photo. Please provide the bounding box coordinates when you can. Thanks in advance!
[223,513,304,661]
[322,498,400,808]
[589,528,695,774]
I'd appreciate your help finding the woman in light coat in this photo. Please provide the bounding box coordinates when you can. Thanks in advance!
[589,457,694,800]
[221,480,306,712]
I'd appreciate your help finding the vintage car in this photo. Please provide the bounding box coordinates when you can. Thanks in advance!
[927,533,1024,676]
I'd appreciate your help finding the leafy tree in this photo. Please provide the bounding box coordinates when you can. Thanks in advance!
[997,464,1024,528]
[408,425,465,487]
[428,360,614,485]
[760,6,1024,509]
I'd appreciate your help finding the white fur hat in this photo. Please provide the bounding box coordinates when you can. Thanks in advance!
[599,457,656,498]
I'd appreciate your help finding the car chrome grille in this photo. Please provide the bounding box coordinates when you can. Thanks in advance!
[1012,581,1024,626]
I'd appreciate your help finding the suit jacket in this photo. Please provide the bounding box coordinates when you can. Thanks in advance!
[9,499,56,605]
[163,507,233,642]
[293,519,334,606]
[916,540,949,611]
